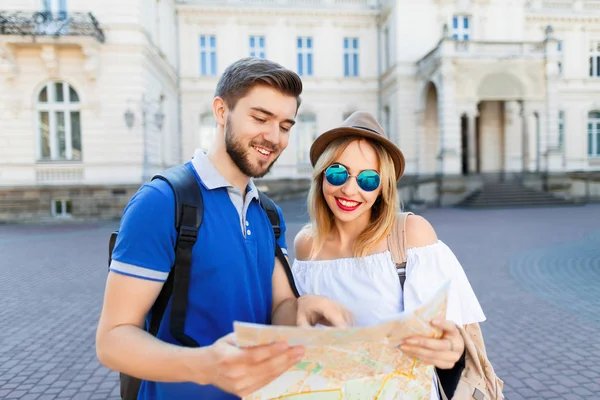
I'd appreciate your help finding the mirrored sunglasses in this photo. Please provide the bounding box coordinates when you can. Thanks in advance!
[324,164,381,192]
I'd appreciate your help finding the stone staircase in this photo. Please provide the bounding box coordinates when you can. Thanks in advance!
[457,181,579,209]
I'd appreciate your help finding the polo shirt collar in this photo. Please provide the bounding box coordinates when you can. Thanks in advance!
[190,149,259,199]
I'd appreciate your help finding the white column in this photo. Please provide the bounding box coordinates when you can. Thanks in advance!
[520,101,532,173]
[413,110,425,176]
[544,39,563,172]
[527,104,544,172]
[396,78,418,175]
[503,101,522,173]
[467,112,477,174]
[436,63,461,175]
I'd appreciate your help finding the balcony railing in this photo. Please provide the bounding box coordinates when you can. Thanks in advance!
[0,11,105,43]
[451,40,546,58]
[417,39,548,73]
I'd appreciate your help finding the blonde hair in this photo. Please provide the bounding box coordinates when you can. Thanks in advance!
[305,136,399,259]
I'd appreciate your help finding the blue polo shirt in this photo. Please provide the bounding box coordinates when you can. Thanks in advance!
[109,151,287,400]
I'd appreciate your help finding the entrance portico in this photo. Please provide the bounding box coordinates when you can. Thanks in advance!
[415,28,562,178]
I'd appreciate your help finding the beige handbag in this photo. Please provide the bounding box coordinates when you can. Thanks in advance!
[388,212,504,400]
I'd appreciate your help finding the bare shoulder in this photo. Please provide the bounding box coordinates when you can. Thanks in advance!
[405,214,438,249]
[293,226,314,261]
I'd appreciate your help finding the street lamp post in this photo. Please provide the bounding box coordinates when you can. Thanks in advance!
[124,94,165,182]
[542,25,555,192]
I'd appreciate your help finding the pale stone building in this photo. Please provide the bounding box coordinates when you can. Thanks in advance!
[0,0,599,219]
[0,0,180,218]
[177,0,381,179]
[178,0,600,181]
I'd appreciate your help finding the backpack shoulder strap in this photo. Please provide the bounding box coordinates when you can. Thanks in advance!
[154,164,203,230]
[257,190,281,239]
[257,190,300,298]
[387,212,413,289]
[150,164,203,347]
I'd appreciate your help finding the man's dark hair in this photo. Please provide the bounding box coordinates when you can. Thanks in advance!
[215,57,303,111]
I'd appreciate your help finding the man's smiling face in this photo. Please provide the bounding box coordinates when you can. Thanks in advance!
[224,85,298,178]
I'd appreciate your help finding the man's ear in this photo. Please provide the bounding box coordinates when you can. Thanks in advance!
[212,97,227,127]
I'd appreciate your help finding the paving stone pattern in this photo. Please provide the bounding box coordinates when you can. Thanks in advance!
[1,202,599,399]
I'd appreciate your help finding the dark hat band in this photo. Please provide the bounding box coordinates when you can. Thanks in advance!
[351,125,381,135]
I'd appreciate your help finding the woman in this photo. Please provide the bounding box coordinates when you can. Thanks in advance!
[292,111,487,399]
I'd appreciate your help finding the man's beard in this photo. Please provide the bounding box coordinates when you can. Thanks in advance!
[225,119,280,178]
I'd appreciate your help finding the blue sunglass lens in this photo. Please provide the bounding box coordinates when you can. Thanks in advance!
[357,170,381,192]
[325,164,348,186]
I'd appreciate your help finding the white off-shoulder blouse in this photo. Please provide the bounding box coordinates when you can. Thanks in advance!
[291,240,486,400]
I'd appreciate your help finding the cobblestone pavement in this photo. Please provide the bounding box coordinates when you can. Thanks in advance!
[0,201,599,399]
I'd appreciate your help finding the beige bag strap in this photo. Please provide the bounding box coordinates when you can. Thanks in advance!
[387,212,413,288]
[437,324,504,400]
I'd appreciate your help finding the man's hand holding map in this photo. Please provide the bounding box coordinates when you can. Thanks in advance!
[234,282,450,400]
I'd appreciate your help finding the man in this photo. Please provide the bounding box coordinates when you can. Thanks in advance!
[96,57,353,399]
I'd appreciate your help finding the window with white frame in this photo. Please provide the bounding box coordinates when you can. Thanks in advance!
[296,113,317,164]
[199,35,217,76]
[199,112,216,152]
[249,36,265,58]
[452,15,471,41]
[344,37,359,77]
[588,111,600,157]
[589,41,600,78]
[51,198,72,217]
[558,110,565,151]
[37,81,81,161]
[297,37,313,77]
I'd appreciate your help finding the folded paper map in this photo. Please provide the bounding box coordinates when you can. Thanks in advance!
[234,282,449,400]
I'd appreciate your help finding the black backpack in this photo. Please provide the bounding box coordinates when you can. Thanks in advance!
[107,164,299,400]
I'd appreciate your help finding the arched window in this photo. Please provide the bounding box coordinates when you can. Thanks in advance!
[37,81,81,161]
[199,112,215,152]
[296,113,317,164]
[588,110,600,157]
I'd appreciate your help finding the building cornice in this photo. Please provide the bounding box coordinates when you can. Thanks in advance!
[176,5,379,21]
[525,13,600,26]
[432,0,491,4]
[98,25,178,87]
[180,75,379,95]
[141,52,179,90]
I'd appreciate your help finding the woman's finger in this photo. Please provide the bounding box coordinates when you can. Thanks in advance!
[400,344,454,361]
[402,337,454,352]
[400,346,456,369]
[431,319,465,354]
[431,319,460,337]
